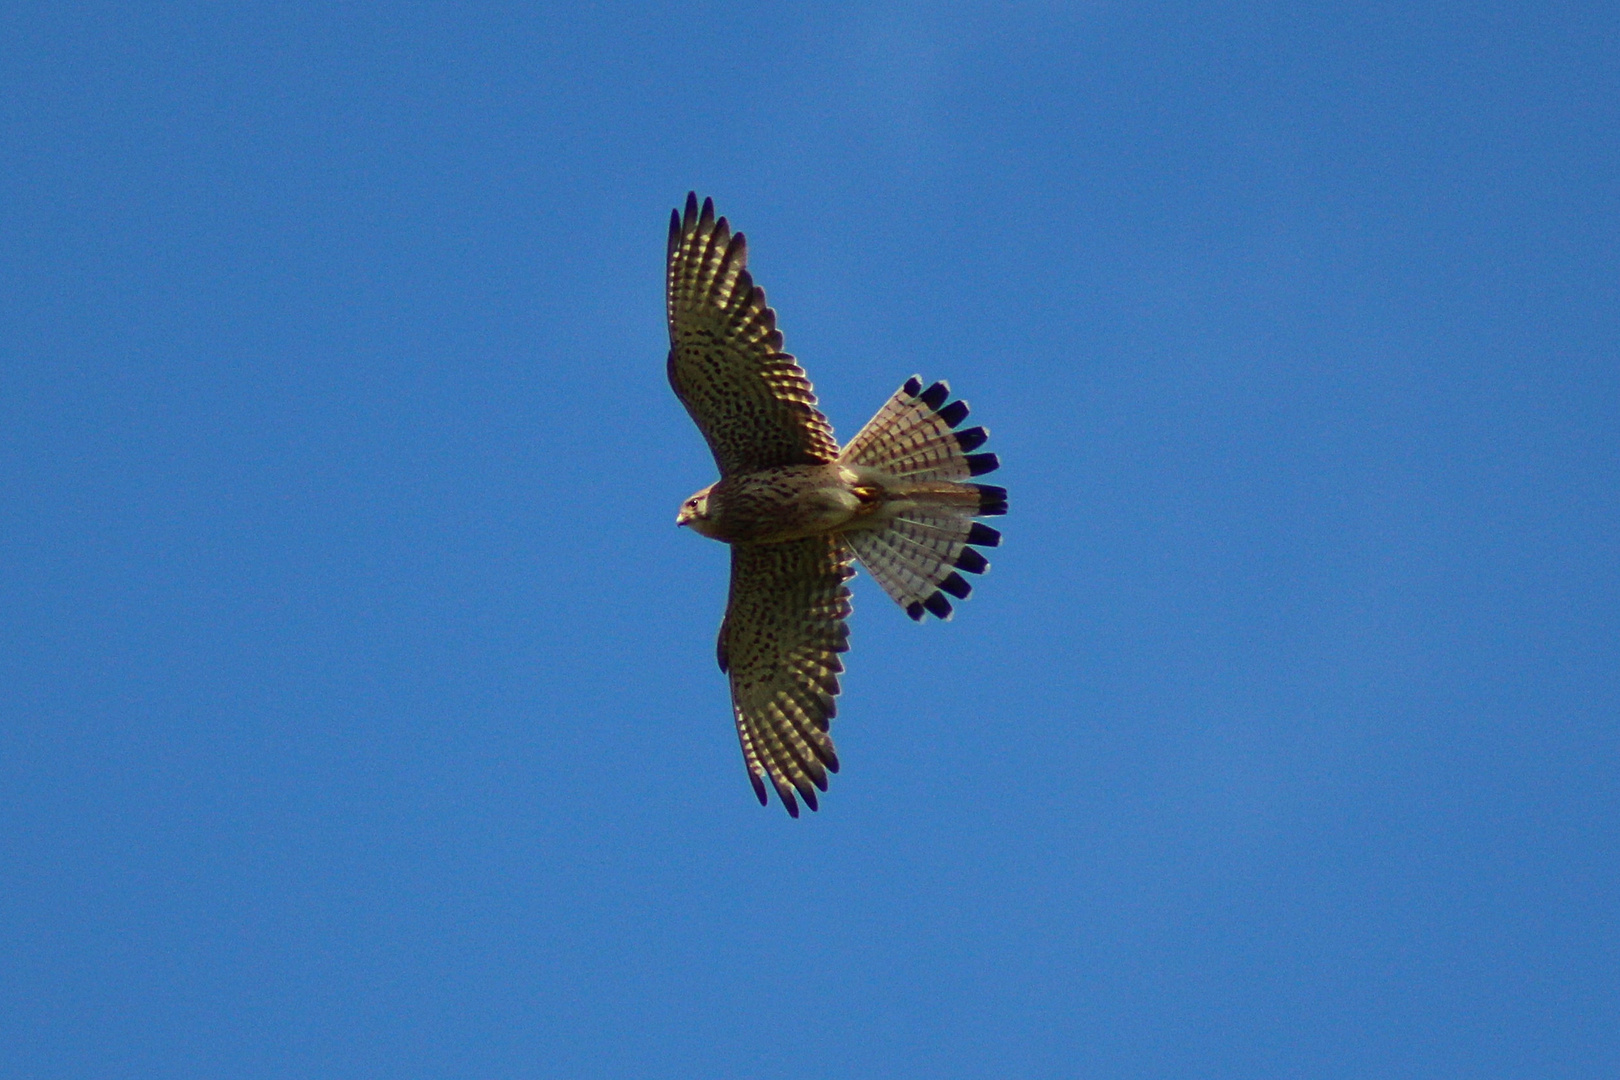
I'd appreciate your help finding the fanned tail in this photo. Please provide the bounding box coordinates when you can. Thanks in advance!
[840,377,1007,621]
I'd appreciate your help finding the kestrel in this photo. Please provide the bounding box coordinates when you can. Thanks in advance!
[667,193,1007,816]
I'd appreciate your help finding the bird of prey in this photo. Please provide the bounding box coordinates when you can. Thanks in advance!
[667,193,1006,816]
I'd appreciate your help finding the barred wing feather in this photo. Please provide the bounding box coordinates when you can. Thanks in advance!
[720,535,853,816]
[667,193,839,477]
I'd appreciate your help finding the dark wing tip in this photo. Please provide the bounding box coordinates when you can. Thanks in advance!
[919,381,950,410]
[967,522,1002,547]
[668,208,682,258]
[720,230,746,272]
[906,600,926,621]
[939,571,972,599]
[955,547,990,574]
[974,484,1009,516]
[783,794,800,818]
[966,452,1000,476]
[923,591,954,619]
[902,375,923,397]
[937,399,970,428]
[698,196,715,229]
[750,772,768,805]
[955,426,989,452]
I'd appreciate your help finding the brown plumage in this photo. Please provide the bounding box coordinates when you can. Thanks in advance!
[668,193,1007,816]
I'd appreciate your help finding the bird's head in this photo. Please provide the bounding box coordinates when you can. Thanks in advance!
[676,485,720,537]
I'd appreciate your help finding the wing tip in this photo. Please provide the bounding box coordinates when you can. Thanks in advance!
[955,547,990,574]
[937,399,970,428]
[955,426,989,453]
[974,484,1009,516]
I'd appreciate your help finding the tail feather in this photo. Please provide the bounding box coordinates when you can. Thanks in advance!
[878,525,980,597]
[868,434,1000,480]
[841,378,1001,482]
[839,377,1006,621]
[846,530,955,620]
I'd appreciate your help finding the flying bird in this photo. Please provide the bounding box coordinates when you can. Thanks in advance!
[667,193,1007,816]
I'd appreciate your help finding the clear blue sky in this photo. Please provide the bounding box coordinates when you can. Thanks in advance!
[2,3,1615,1077]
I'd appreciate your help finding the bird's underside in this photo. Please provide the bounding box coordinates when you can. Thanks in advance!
[667,192,1007,816]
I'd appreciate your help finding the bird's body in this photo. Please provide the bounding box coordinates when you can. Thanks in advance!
[679,464,870,544]
[667,193,1007,815]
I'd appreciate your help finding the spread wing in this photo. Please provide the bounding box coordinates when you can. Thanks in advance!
[719,534,854,816]
[667,193,839,477]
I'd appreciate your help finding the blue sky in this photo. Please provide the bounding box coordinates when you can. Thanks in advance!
[2,2,1615,1077]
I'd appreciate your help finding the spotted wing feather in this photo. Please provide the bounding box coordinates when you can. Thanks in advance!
[721,534,852,816]
[667,193,840,477]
